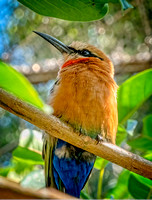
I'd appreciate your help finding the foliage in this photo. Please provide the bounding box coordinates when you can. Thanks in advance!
[118,69,152,124]
[0,0,152,199]
[128,114,152,152]
[2,0,151,69]
[106,170,131,199]
[0,128,44,184]
[0,61,53,114]
[0,111,19,147]
[0,61,44,109]
[13,146,43,165]
[17,0,132,22]
[128,173,152,199]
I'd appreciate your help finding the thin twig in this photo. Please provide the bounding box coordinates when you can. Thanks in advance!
[0,88,152,179]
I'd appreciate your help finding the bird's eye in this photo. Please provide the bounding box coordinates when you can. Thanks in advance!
[80,49,91,57]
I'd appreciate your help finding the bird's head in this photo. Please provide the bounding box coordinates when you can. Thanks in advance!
[34,31,114,76]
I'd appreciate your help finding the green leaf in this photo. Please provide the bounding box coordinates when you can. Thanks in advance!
[17,0,133,22]
[0,61,44,110]
[17,0,109,21]
[127,115,152,152]
[128,173,152,199]
[7,159,34,182]
[94,157,103,170]
[0,167,10,177]
[94,157,108,170]
[143,114,152,137]
[118,69,152,124]
[145,153,152,161]
[116,124,127,145]
[80,191,92,199]
[11,159,34,175]
[128,136,152,152]
[13,146,44,165]
[106,170,131,199]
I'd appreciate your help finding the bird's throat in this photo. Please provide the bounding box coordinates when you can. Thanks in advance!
[61,57,91,69]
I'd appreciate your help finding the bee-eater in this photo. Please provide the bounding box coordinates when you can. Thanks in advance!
[34,31,118,198]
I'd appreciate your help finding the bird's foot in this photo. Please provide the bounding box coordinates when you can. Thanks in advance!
[96,134,107,144]
[78,127,84,136]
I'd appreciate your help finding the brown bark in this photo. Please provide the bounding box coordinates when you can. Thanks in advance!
[115,59,152,75]
[24,68,58,83]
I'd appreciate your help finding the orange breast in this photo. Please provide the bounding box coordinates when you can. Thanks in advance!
[49,59,118,144]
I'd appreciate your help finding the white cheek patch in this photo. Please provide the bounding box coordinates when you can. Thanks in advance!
[54,145,70,159]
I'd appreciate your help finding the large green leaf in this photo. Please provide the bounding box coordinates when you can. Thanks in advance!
[17,0,132,22]
[0,146,43,181]
[128,136,152,152]
[118,69,152,124]
[143,114,152,137]
[128,173,152,199]
[13,146,44,165]
[0,61,44,110]
[145,153,152,161]
[7,158,34,182]
[128,114,152,152]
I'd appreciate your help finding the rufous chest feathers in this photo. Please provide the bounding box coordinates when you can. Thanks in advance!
[49,57,118,144]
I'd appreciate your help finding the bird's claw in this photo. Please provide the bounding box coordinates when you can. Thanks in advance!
[96,134,106,144]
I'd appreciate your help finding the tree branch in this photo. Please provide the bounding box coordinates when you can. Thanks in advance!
[0,88,152,179]
[24,68,58,84]
[0,177,75,199]
[16,57,152,84]
[115,58,152,75]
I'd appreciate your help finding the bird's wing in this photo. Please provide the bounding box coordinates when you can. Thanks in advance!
[42,79,61,188]
[42,133,57,187]
[49,79,60,95]
[52,140,95,197]
[42,135,66,192]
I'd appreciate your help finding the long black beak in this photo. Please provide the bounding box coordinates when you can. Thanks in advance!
[33,31,73,54]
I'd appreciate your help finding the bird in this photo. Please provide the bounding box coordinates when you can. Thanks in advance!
[34,31,118,198]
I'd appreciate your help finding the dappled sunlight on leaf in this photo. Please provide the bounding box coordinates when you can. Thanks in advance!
[0,61,53,114]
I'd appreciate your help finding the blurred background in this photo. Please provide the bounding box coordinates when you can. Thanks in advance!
[0,0,152,198]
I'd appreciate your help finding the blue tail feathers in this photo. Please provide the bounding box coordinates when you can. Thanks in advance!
[52,139,95,197]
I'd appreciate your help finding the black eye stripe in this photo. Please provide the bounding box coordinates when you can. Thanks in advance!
[68,47,77,53]
[68,47,103,61]
[78,49,91,56]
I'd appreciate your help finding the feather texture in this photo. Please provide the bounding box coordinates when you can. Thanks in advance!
[52,139,95,197]
[49,56,117,143]
[42,41,118,197]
